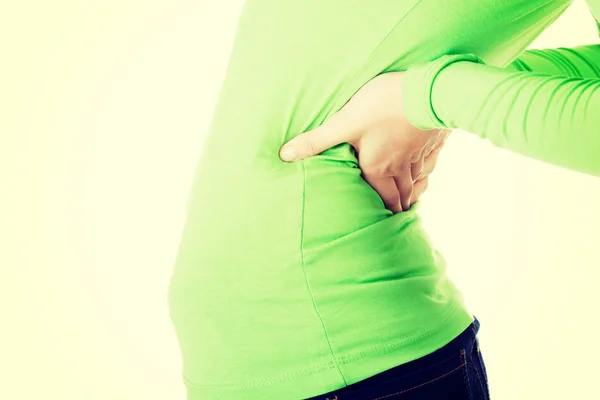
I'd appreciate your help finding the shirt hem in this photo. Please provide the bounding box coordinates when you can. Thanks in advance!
[183,306,474,400]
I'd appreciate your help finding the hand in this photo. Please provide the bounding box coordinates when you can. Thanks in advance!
[279,71,450,213]
[409,141,445,207]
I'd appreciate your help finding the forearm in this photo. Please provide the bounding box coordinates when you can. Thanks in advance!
[404,56,600,176]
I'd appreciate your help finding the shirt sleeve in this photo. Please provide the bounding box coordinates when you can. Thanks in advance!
[403,43,600,176]
[506,45,600,78]
[402,5,600,176]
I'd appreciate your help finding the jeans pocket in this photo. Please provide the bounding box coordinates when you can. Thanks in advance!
[366,350,472,400]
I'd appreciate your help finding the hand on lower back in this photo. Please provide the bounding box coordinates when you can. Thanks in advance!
[279,71,450,213]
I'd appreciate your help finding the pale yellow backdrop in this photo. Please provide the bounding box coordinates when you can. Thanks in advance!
[2,1,599,399]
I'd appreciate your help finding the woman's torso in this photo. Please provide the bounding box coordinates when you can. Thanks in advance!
[168,1,572,399]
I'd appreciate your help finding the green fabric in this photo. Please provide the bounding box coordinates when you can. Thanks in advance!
[403,54,483,130]
[167,1,576,399]
[405,1,600,176]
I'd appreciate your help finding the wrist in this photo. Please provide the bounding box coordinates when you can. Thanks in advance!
[402,54,482,130]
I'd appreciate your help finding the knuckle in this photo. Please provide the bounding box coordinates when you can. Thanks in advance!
[400,162,412,172]
[359,158,377,172]
[306,139,320,156]
[412,163,424,175]
[362,160,393,177]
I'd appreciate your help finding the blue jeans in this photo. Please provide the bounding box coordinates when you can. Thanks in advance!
[305,318,489,400]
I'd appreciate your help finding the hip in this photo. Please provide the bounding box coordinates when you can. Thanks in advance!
[306,317,489,400]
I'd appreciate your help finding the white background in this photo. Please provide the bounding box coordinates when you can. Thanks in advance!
[2,0,600,398]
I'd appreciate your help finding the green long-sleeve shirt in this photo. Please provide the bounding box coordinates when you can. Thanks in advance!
[168,1,582,398]
[404,1,600,176]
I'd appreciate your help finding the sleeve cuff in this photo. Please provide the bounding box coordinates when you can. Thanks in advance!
[403,54,482,130]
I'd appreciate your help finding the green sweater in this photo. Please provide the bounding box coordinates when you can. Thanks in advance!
[167,1,580,399]
[405,1,600,176]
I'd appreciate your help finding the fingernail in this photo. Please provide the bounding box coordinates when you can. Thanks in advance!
[280,146,297,162]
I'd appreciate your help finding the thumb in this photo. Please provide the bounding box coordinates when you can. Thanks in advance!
[279,112,356,162]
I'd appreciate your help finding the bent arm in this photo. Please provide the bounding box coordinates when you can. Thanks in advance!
[405,52,600,175]
[403,43,600,176]
[403,0,600,176]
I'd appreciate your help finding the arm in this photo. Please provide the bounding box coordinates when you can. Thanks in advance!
[403,5,600,176]
[403,45,600,176]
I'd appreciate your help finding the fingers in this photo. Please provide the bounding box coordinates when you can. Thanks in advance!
[409,141,444,206]
[410,176,429,206]
[361,142,443,214]
[422,142,443,177]
[394,170,413,211]
[279,112,359,162]
[362,173,402,213]
[411,158,424,182]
